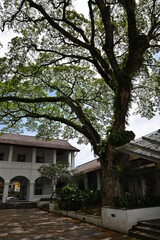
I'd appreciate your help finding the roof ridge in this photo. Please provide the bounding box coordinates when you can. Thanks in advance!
[76,158,99,167]
[0,133,79,151]
[129,129,160,143]
[2,133,68,142]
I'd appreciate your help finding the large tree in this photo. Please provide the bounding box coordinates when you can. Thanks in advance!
[0,0,159,205]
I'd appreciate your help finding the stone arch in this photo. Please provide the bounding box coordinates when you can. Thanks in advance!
[0,177,4,201]
[9,176,30,201]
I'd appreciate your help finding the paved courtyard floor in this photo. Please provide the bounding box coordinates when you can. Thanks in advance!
[0,208,138,239]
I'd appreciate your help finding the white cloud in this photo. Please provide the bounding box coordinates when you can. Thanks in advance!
[73,0,88,17]
[127,113,159,139]
[0,30,16,56]
[70,113,159,167]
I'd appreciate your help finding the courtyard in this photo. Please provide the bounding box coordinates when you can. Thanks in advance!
[0,208,138,239]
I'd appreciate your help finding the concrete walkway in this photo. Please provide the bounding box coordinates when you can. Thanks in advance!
[0,208,138,239]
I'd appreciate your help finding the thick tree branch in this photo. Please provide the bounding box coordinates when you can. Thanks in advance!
[118,0,137,44]
[0,95,100,148]
[27,0,90,50]
[118,0,150,81]
[95,0,123,84]
[26,0,115,89]
[88,0,95,46]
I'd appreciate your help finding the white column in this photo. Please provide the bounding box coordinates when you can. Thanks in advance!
[67,152,71,169]
[84,178,89,190]
[28,182,34,201]
[141,179,147,198]
[71,152,75,169]
[2,181,9,202]
[8,146,14,162]
[53,150,56,164]
[96,171,102,190]
[32,148,36,164]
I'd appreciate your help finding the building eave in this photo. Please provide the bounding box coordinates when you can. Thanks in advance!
[118,129,160,163]
[0,133,80,152]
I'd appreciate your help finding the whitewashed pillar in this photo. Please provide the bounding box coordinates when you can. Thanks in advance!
[84,178,89,190]
[32,148,36,163]
[2,181,9,203]
[68,152,71,169]
[28,182,34,201]
[53,150,56,164]
[71,152,75,169]
[8,146,14,162]
[96,171,102,190]
[141,179,147,198]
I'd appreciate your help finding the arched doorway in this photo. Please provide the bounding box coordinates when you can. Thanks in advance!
[9,176,29,201]
[0,177,4,201]
[34,177,52,197]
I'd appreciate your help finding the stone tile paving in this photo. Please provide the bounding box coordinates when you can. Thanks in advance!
[0,208,138,239]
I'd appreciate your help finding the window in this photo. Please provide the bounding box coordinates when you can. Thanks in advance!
[0,153,4,161]
[36,156,45,163]
[35,182,43,195]
[17,154,26,162]
[35,188,43,195]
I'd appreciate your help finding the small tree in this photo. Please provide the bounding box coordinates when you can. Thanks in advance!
[38,163,72,200]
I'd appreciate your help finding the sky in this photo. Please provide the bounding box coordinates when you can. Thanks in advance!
[0,2,159,167]
[70,113,159,166]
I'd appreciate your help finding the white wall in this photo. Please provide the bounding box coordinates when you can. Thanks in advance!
[102,206,160,234]
[0,144,75,201]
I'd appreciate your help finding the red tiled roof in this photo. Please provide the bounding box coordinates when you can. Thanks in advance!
[0,133,79,151]
[76,159,101,173]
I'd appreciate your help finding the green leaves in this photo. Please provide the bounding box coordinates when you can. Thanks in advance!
[0,0,160,157]
[107,130,135,147]
[37,162,85,199]
[38,163,71,186]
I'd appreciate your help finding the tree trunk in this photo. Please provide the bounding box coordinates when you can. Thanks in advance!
[101,148,129,206]
[101,87,131,206]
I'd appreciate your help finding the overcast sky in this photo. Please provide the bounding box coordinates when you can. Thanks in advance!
[71,113,159,166]
[0,3,159,167]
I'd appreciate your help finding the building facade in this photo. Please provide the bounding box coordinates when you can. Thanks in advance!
[76,130,160,202]
[76,159,102,190]
[0,133,79,202]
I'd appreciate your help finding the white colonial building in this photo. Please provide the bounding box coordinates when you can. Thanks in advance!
[0,133,79,202]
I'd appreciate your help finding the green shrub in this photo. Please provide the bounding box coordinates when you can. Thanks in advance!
[113,193,140,208]
[143,194,160,207]
[113,193,160,209]
[55,184,102,211]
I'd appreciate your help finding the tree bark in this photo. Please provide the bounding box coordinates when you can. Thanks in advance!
[101,87,131,206]
[101,148,129,206]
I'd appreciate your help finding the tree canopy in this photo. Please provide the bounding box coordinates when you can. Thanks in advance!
[0,0,159,152]
[0,0,160,205]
